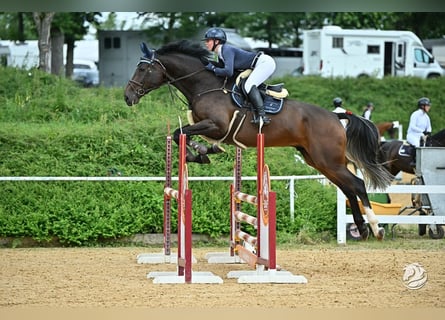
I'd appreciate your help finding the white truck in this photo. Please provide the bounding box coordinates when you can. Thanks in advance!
[303,26,444,79]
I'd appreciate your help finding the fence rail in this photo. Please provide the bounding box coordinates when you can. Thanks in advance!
[337,184,445,244]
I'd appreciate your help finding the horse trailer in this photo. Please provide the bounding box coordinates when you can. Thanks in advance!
[302,26,444,79]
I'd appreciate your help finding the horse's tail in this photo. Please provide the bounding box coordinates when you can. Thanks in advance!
[338,113,394,190]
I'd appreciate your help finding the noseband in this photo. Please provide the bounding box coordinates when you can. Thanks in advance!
[127,53,205,98]
[127,56,168,97]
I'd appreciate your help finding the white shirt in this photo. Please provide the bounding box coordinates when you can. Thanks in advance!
[406,109,432,147]
[363,109,372,120]
[332,107,348,128]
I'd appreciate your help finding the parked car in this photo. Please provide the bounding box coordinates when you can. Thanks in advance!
[71,59,99,87]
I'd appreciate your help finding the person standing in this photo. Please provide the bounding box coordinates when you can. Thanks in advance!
[362,102,374,121]
[202,27,276,125]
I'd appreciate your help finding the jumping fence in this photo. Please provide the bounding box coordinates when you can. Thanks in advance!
[203,133,307,283]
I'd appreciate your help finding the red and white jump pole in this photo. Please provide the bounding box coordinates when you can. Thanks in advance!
[137,133,180,264]
[146,133,222,284]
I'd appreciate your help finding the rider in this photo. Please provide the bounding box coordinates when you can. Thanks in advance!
[332,97,348,128]
[202,27,276,125]
[332,97,346,113]
[406,97,432,166]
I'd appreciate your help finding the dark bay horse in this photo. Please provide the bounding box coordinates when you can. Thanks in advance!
[124,40,393,240]
[379,128,445,176]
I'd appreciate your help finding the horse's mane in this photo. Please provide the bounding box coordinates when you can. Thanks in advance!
[433,128,445,139]
[157,40,210,60]
[432,128,445,146]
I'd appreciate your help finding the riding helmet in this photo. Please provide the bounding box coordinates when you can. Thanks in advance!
[333,97,343,107]
[203,27,227,44]
[417,97,431,108]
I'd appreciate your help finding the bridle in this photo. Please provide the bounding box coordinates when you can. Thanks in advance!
[127,54,206,99]
[127,57,164,97]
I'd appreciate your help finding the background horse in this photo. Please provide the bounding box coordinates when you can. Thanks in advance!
[124,40,393,240]
[376,122,397,140]
[379,128,445,176]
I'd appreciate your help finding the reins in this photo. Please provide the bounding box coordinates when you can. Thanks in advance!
[196,77,235,97]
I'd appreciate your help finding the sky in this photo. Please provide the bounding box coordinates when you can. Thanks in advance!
[85,12,143,39]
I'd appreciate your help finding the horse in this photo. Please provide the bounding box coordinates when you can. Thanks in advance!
[124,40,393,241]
[379,128,445,176]
[376,122,397,140]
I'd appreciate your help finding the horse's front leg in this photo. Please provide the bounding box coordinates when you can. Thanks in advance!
[173,122,225,164]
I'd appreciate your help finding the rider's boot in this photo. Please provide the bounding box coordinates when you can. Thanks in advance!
[248,85,271,125]
[409,148,416,167]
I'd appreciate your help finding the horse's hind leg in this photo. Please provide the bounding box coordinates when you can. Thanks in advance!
[344,173,385,240]
[325,167,385,240]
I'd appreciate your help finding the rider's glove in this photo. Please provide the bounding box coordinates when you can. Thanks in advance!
[205,63,216,72]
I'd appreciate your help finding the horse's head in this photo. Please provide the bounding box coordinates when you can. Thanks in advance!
[124,43,167,106]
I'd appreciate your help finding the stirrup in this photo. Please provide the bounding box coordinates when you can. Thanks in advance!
[251,118,260,124]
[261,116,271,125]
[251,115,271,125]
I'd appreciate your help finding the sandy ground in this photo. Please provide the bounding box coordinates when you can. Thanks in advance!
[0,246,444,309]
[2,173,443,317]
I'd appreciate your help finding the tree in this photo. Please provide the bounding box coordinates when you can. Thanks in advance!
[0,12,37,42]
[391,12,445,39]
[139,12,209,45]
[51,12,102,77]
[33,12,55,73]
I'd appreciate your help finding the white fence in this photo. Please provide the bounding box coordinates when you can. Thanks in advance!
[337,184,445,244]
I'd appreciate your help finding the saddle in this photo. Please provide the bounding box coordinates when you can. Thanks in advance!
[231,69,288,114]
[398,143,415,157]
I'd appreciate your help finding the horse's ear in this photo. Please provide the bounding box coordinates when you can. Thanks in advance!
[140,42,154,59]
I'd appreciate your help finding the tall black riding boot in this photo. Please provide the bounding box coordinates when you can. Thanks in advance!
[409,148,416,167]
[248,85,271,125]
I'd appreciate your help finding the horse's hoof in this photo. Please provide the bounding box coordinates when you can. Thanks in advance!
[376,227,385,241]
[360,228,369,241]
[199,154,211,164]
